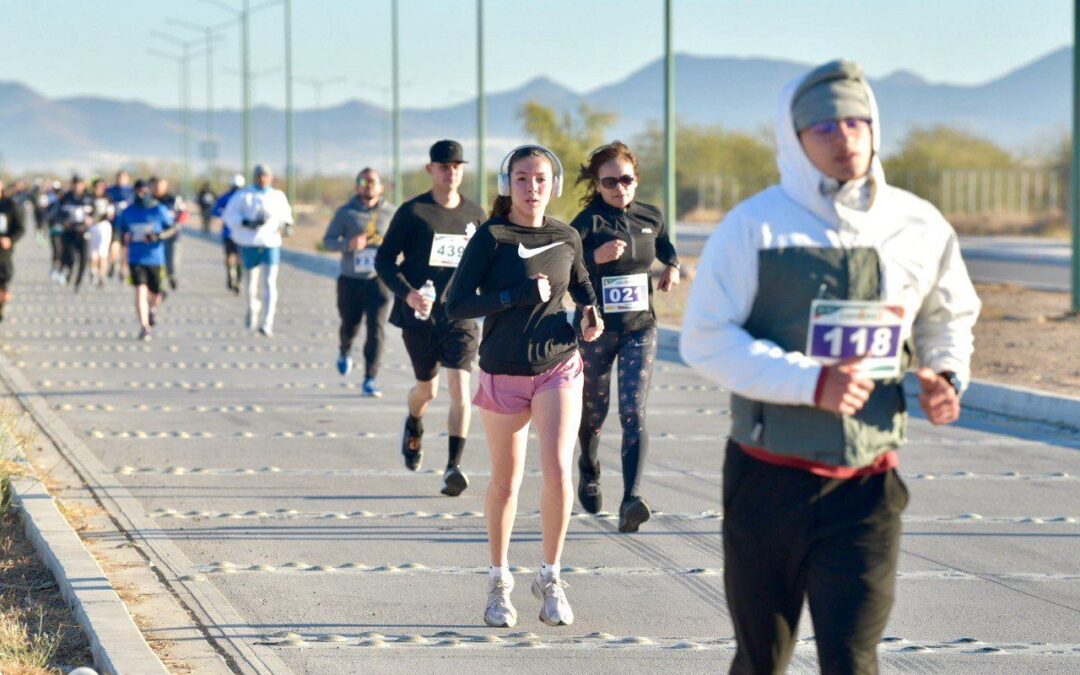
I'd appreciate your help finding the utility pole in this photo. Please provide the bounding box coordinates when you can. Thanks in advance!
[284,0,295,205]
[171,17,232,179]
[663,0,676,244]
[199,0,282,177]
[148,39,204,198]
[242,0,252,176]
[391,0,402,204]
[476,0,487,207]
[298,76,346,206]
[1072,1,1079,313]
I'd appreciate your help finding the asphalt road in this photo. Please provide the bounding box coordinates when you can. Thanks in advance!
[1,234,1077,673]
[675,224,1073,292]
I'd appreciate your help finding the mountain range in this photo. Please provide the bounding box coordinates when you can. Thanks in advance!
[0,47,1070,175]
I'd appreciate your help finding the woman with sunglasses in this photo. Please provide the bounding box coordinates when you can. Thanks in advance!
[569,141,680,533]
[445,144,603,628]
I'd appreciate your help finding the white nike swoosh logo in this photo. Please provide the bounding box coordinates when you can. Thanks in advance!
[517,241,565,259]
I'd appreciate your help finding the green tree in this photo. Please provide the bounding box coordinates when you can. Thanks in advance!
[516,102,617,220]
[882,126,1015,203]
[634,122,776,218]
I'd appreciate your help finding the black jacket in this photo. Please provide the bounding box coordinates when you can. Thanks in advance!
[570,198,679,333]
[445,216,597,376]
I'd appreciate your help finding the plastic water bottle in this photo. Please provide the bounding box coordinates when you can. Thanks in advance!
[414,279,436,320]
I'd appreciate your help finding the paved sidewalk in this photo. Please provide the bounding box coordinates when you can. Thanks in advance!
[1,234,1078,673]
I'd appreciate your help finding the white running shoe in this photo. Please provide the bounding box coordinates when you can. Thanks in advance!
[484,576,517,628]
[531,574,573,626]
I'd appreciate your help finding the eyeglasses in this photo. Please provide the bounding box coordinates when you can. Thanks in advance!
[806,118,871,138]
[599,175,635,189]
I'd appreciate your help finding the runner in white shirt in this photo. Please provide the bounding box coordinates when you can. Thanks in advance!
[222,165,294,336]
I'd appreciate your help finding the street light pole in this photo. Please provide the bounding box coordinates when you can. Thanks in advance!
[1072,1,1079,313]
[663,0,676,245]
[391,0,402,204]
[298,76,346,207]
[284,0,296,205]
[242,0,252,176]
[477,0,487,207]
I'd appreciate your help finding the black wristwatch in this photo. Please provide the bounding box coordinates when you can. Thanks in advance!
[939,371,962,395]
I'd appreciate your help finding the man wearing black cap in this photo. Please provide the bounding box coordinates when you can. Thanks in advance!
[375,140,486,496]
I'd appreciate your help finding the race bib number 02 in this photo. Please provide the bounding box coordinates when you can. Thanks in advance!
[353,248,377,274]
[806,300,905,379]
[601,273,649,313]
[428,233,469,268]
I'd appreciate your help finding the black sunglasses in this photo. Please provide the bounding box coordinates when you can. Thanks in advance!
[599,175,635,189]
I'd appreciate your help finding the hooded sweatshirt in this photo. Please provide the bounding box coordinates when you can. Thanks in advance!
[680,67,980,469]
[322,196,397,280]
[221,186,293,249]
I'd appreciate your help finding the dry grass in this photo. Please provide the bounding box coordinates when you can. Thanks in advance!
[0,490,94,674]
[0,405,94,674]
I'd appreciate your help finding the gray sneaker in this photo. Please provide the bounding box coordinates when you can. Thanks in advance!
[484,576,517,628]
[531,575,574,626]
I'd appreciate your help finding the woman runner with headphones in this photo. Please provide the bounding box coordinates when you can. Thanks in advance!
[446,145,603,628]
[570,141,681,533]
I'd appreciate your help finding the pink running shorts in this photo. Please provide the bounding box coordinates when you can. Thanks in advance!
[473,352,583,414]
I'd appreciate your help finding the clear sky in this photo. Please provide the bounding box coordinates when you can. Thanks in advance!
[3,0,1072,111]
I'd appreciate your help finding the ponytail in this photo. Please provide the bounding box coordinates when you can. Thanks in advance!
[489,195,513,219]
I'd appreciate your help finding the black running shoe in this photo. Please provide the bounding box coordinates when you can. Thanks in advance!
[618,496,651,533]
[440,465,469,496]
[149,308,158,327]
[577,468,602,514]
[401,417,422,471]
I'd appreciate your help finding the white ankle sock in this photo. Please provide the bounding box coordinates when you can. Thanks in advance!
[539,561,560,581]
[489,565,511,581]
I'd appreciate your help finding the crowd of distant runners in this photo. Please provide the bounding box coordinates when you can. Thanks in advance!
[0,59,980,669]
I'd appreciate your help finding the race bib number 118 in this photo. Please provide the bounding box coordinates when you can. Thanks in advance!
[806,300,905,379]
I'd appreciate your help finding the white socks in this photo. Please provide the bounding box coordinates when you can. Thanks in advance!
[489,565,511,582]
[491,562,561,582]
[539,561,560,582]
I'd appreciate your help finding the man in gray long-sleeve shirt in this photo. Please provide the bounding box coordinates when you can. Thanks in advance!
[322,168,397,396]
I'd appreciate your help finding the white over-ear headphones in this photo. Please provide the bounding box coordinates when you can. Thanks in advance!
[496,144,564,198]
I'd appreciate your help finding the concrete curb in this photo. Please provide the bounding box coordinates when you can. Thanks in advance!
[4,456,167,674]
[0,350,294,675]
[191,229,1080,432]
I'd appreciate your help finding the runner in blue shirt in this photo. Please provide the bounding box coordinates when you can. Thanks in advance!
[115,180,179,340]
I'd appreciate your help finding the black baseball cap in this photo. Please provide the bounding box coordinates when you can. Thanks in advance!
[133,179,149,191]
[429,140,467,164]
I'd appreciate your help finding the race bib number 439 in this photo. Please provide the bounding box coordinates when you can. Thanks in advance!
[806,300,905,379]
[428,233,469,268]
[601,273,649,313]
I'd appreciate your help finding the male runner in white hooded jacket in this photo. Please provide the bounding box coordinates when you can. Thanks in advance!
[681,60,980,673]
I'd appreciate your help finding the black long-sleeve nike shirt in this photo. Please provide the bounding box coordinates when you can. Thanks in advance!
[445,216,598,376]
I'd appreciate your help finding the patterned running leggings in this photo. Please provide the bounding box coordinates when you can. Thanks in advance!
[577,325,658,500]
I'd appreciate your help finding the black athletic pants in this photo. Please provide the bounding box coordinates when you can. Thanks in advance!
[723,440,908,675]
[62,230,88,287]
[577,325,657,500]
[336,275,391,378]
